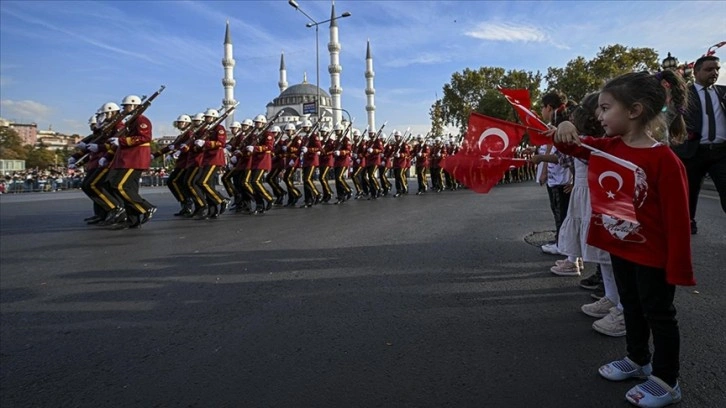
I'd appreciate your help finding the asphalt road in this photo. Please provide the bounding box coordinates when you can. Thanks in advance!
[1,182,724,408]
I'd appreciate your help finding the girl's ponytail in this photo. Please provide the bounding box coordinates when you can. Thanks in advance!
[655,70,688,144]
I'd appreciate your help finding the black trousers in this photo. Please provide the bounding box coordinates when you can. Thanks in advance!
[167,167,189,204]
[283,167,301,200]
[546,185,570,244]
[415,166,428,192]
[611,254,679,386]
[334,166,351,198]
[682,144,726,220]
[221,168,237,199]
[366,165,380,195]
[193,165,224,206]
[431,167,444,190]
[379,166,391,191]
[352,165,368,194]
[251,169,273,204]
[302,166,319,204]
[266,167,286,198]
[81,167,119,212]
[394,168,407,194]
[107,168,153,221]
[318,165,333,197]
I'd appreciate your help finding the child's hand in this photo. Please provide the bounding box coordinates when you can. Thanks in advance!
[555,121,581,145]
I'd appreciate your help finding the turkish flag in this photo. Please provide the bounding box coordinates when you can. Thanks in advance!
[443,113,528,193]
[497,87,551,146]
[587,150,648,240]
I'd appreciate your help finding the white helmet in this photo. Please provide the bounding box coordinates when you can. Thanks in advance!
[242,118,254,127]
[176,114,192,123]
[204,108,219,118]
[284,123,296,131]
[320,126,331,133]
[96,112,106,123]
[352,129,361,137]
[102,102,120,112]
[416,134,424,140]
[121,95,141,106]
[193,113,205,122]
[254,114,267,124]
[230,121,242,129]
[435,137,442,143]
[378,132,386,139]
[302,120,312,128]
[89,115,97,125]
[270,125,281,133]
[334,123,345,131]
[329,134,337,141]
[393,130,402,137]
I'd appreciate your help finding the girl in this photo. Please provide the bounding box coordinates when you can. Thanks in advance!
[554,70,694,408]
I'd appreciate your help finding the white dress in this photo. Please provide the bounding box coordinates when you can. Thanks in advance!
[557,159,611,264]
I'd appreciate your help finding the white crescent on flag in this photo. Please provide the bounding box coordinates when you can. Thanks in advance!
[598,171,624,191]
[477,128,509,153]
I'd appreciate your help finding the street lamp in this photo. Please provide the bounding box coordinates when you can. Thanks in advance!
[661,52,679,71]
[288,0,351,124]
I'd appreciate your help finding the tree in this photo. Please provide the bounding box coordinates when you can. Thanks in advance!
[546,44,660,102]
[25,146,57,169]
[437,67,543,134]
[429,99,446,136]
[0,127,28,160]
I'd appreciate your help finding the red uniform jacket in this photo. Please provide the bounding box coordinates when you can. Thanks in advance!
[366,139,383,167]
[322,138,336,167]
[303,134,322,168]
[251,132,274,171]
[184,127,206,168]
[430,144,447,168]
[236,133,257,170]
[393,142,411,169]
[286,136,303,168]
[202,124,227,167]
[354,141,367,167]
[414,143,430,168]
[111,114,152,170]
[382,143,394,169]
[334,137,353,168]
[272,138,286,170]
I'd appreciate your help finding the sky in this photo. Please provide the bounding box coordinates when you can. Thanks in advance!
[1,0,725,138]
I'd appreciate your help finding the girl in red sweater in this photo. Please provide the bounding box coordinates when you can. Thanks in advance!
[554,70,694,408]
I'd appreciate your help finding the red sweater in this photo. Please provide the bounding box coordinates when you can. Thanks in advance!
[555,136,694,286]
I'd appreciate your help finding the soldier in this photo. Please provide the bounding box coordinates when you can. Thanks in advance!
[248,123,275,214]
[106,95,156,229]
[392,131,411,197]
[159,114,194,216]
[282,123,303,207]
[191,108,228,219]
[234,115,266,213]
[429,137,447,192]
[351,130,369,198]
[443,138,456,190]
[300,120,322,207]
[77,107,123,224]
[318,124,338,203]
[412,134,430,195]
[266,125,287,206]
[380,131,395,196]
[365,131,384,199]
[221,120,243,207]
[333,127,353,204]
[228,118,256,213]
[178,113,206,217]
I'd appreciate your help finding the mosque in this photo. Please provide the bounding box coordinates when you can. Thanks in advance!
[220,3,377,131]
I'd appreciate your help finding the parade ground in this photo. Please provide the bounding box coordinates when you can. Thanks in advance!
[1,182,724,408]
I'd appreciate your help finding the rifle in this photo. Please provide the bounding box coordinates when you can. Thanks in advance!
[78,95,149,145]
[192,103,240,152]
[247,109,286,149]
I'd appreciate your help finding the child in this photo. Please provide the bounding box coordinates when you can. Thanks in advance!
[554,70,694,408]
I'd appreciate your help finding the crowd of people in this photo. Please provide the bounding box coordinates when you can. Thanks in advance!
[63,53,723,407]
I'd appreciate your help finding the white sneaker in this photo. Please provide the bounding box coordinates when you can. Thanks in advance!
[541,243,560,255]
[550,260,580,276]
[593,307,626,337]
[581,297,616,318]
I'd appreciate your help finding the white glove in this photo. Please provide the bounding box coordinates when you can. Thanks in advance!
[150,154,155,161]
[172,151,181,159]
[334,150,340,156]
[417,152,422,157]
[195,139,205,148]
[316,151,320,155]
[77,142,87,150]
[225,144,232,151]
[227,163,234,170]
[109,137,119,147]
[246,145,254,152]
[99,157,108,167]
[288,160,295,167]
[169,144,176,152]
[367,148,373,153]
[88,143,99,153]
[282,146,288,152]
[437,153,442,157]
[230,156,238,164]
[301,146,308,154]
[352,153,358,159]
[68,163,76,170]
[356,159,361,164]
[68,157,76,165]
[395,153,400,158]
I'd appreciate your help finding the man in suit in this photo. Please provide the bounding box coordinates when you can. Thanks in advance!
[674,55,726,234]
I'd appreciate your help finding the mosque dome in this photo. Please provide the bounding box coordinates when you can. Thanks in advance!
[272,81,331,107]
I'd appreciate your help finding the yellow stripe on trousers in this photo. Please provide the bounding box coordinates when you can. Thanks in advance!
[187,167,205,206]
[91,168,115,209]
[116,169,146,213]
[254,171,273,201]
[201,165,223,204]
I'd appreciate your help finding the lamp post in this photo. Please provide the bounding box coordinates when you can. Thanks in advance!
[661,52,679,71]
[288,0,351,124]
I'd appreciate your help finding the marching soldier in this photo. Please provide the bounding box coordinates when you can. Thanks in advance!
[365,131,384,199]
[266,125,288,206]
[106,95,156,229]
[248,123,276,214]
[178,113,207,217]
[191,108,228,219]
[160,114,195,216]
[318,125,338,203]
[282,123,303,207]
[333,127,353,203]
[413,134,431,194]
[380,132,396,196]
[351,130,369,198]
[429,137,447,192]
[392,131,411,197]
[301,120,322,207]
[221,120,243,207]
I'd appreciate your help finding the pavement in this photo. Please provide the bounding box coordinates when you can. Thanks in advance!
[1,182,724,408]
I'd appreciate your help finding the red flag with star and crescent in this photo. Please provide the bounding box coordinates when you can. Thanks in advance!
[497,87,552,146]
[587,149,648,241]
[442,112,528,193]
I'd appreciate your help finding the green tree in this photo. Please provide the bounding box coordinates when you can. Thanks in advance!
[438,67,543,134]
[429,99,446,136]
[0,127,28,160]
[546,44,660,102]
[25,146,57,169]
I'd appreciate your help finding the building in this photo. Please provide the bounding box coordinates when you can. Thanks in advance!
[266,72,333,125]
[0,117,38,146]
[36,130,81,151]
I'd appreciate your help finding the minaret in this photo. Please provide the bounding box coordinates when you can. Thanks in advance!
[328,2,343,125]
[222,20,236,128]
[365,39,376,132]
[278,52,288,93]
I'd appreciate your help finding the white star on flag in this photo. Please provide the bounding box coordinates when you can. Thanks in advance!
[606,191,616,199]
[480,154,492,162]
